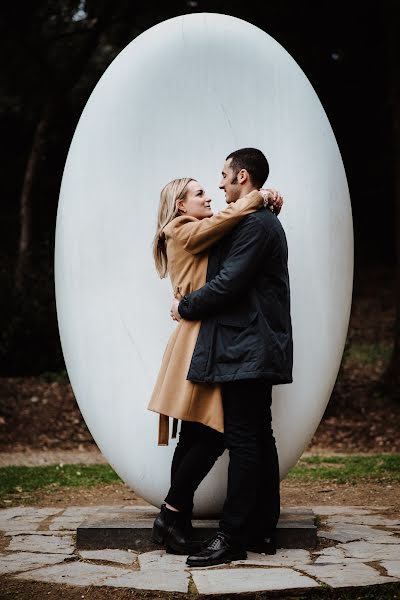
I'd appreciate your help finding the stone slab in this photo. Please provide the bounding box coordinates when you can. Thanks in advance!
[0,552,70,575]
[79,549,137,564]
[62,506,114,515]
[48,506,114,531]
[326,514,400,527]
[381,560,400,578]
[318,524,398,544]
[8,533,74,554]
[0,522,41,533]
[93,505,154,514]
[15,562,132,586]
[301,561,397,588]
[0,507,62,532]
[4,530,73,537]
[310,506,376,516]
[314,547,365,564]
[340,541,400,561]
[138,550,188,571]
[101,569,190,592]
[16,561,189,592]
[77,507,317,551]
[48,519,82,531]
[232,548,311,567]
[191,567,319,594]
[0,507,61,520]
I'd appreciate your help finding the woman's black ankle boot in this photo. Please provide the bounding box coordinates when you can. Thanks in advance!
[151,504,201,555]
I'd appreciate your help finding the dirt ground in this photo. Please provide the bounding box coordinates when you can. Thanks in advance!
[2,371,399,454]
[0,577,397,600]
[0,581,183,600]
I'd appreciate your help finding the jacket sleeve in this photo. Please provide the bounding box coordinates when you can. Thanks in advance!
[178,215,270,320]
[171,190,264,254]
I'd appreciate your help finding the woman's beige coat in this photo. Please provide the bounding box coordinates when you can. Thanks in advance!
[147,190,264,445]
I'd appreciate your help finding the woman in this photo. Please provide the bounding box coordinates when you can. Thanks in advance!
[148,177,282,554]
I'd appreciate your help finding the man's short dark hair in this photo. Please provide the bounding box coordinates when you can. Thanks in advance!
[226,148,269,188]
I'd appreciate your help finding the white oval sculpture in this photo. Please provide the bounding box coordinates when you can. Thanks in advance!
[55,13,353,516]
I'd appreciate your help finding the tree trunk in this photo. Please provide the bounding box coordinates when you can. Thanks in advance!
[14,3,116,294]
[15,101,53,292]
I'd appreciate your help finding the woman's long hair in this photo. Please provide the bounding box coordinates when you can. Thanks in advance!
[153,177,194,278]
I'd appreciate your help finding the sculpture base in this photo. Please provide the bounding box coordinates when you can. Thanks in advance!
[77,506,317,551]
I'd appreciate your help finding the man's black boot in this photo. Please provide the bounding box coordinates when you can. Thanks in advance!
[186,530,247,567]
[151,504,202,555]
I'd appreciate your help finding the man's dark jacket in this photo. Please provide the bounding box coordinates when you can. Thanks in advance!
[178,206,293,384]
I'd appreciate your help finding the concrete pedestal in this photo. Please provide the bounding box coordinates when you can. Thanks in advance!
[76,506,317,551]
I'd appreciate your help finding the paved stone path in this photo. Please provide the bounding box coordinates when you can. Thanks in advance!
[1,505,400,594]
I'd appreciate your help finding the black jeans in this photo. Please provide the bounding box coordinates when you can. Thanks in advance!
[165,420,225,513]
[219,380,280,544]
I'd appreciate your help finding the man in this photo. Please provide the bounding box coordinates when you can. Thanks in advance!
[171,147,293,567]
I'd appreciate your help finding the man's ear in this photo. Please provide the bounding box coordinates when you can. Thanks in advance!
[238,169,248,184]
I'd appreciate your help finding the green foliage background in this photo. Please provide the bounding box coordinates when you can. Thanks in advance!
[0,0,397,375]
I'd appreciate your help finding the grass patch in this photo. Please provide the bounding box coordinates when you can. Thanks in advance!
[0,464,122,505]
[1,454,400,507]
[288,454,400,484]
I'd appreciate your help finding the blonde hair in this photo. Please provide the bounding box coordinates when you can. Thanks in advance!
[153,177,194,278]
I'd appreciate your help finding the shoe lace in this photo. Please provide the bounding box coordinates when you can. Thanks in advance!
[207,531,228,550]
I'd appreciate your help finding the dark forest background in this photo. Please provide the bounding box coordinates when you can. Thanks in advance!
[0,0,399,400]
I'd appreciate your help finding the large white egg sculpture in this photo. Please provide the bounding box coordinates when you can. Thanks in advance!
[55,13,353,516]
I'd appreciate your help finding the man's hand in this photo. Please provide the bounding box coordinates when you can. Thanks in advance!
[170,298,182,321]
[259,187,283,215]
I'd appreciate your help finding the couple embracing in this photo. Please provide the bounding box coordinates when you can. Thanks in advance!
[147,147,293,568]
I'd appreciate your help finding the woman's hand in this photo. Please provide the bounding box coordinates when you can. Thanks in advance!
[170,298,182,321]
[259,188,283,215]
